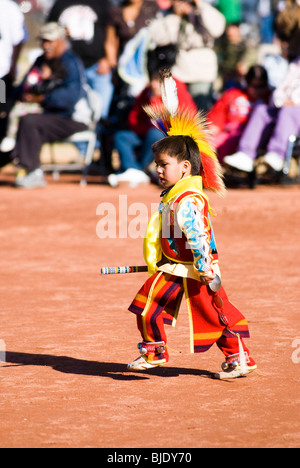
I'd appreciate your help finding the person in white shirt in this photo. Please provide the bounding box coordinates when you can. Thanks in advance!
[0,0,27,145]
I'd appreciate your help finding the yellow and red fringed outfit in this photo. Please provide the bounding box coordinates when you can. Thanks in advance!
[129,176,254,366]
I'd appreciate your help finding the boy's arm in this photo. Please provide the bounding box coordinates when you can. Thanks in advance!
[177,197,216,283]
[143,211,162,277]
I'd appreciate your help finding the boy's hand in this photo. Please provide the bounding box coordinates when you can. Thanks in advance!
[199,271,216,285]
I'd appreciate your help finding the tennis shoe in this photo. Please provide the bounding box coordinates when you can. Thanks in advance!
[263,152,284,172]
[223,152,254,173]
[15,168,47,189]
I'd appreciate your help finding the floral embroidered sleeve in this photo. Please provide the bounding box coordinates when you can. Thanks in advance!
[176,196,213,274]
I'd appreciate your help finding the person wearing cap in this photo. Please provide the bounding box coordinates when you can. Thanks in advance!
[47,0,112,119]
[12,22,92,189]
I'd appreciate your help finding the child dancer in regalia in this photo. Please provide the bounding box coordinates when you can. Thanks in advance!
[127,70,257,379]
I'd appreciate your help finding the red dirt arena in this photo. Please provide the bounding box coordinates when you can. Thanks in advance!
[0,171,299,449]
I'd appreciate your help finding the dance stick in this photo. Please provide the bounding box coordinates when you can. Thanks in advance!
[101,265,148,275]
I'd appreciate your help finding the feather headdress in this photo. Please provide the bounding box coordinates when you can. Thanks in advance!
[144,69,226,196]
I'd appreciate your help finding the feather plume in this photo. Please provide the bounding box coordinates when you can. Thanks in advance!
[143,103,171,136]
[159,68,179,117]
[168,108,226,196]
[143,70,226,196]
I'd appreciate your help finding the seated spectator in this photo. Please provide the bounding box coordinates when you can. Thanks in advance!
[108,70,197,187]
[208,65,270,164]
[223,54,300,173]
[12,23,92,189]
[1,58,67,153]
[47,0,113,120]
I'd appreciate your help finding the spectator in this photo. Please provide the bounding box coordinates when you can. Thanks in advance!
[0,0,26,151]
[223,54,300,174]
[275,0,300,60]
[47,0,113,120]
[108,71,197,187]
[208,65,270,163]
[147,0,226,111]
[97,0,160,174]
[1,58,67,153]
[215,22,248,91]
[13,22,92,189]
[105,0,160,75]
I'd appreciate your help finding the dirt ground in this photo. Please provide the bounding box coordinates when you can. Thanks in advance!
[0,171,299,449]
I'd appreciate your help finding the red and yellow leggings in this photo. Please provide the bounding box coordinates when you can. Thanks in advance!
[129,272,253,365]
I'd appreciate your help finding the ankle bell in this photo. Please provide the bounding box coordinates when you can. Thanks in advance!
[137,341,166,356]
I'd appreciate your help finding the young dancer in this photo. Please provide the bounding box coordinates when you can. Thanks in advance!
[127,70,257,379]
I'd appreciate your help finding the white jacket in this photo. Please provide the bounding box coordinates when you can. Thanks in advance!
[273,57,300,107]
[148,1,225,83]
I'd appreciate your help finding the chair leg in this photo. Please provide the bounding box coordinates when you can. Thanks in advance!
[248,167,256,189]
[283,135,297,176]
[80,166,88,187]
[52,170,60,182]
[84,135,97,166]
[80,135,97,186]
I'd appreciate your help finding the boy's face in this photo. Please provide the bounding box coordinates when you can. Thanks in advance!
[155,152,191,189]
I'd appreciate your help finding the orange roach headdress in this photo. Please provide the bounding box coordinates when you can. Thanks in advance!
[144,69,226,196]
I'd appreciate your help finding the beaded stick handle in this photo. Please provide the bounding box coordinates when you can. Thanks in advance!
[101,266,148,275]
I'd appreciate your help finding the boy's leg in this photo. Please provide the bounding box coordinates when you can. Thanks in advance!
[128,272,183,371]
[215,333,257,379]
[184,279,256,379]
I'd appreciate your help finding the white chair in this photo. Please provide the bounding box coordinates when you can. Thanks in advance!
[42,89,102,186]
[284,134,300,176]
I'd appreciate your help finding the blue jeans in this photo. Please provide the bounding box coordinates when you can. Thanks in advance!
[85,64,114,119]
[260,15,275,45]
[114,128,163,172]
[76,65,114,155]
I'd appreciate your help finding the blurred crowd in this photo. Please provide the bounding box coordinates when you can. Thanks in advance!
[1,0,300,188]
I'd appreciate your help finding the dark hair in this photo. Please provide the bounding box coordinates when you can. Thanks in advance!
[245,65,268,85]
[43,58,67,80]
[152,135,201,175]
[147,45,178,78]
